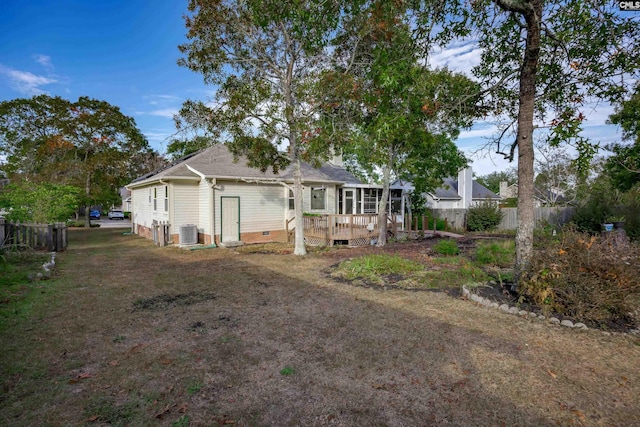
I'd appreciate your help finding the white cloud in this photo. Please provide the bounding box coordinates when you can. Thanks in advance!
[0,64,57,95]
[137,108,179,118]
[33,54,53,70]
[429,39,482,74]
[143,94,181,105]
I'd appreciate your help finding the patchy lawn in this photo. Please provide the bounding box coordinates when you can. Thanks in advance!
[1,229,639,426]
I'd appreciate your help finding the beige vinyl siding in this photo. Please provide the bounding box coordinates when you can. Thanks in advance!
[130,184,169,229]
[198,180,212,236]
[215,182,284,235]
[302,184,337,214]
[130,187,151,229]
[173,182,199,230]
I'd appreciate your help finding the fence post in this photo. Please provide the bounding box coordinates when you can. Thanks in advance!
[46,224,53,251]
[0,217,5,247]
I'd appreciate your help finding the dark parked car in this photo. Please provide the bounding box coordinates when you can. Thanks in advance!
[89,209,101,220]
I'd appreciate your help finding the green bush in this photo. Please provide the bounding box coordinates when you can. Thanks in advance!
[466,200,504,232]
[474,240,515,267]
[521,228,640,327]
[433,239,459,256]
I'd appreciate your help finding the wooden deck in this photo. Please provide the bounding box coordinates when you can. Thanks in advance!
[289,213,459,247]
[302,214,383,247]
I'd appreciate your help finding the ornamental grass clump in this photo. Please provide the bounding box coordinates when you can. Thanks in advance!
[521,228,640,327]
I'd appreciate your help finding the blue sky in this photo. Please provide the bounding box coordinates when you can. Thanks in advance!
[0,1,630,177]
[0,1,207,153]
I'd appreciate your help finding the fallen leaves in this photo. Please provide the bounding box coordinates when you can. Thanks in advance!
[68,372,93,384]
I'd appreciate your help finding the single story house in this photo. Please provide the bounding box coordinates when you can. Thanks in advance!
[389,168,500,230]
[499,181,570,207]
[126,144,383,247]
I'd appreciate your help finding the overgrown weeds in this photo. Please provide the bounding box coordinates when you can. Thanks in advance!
[332,254,423,285]
[521,228,640,328]
[433,239,459,256]
[473,240,515,268]
[0,250,51,321]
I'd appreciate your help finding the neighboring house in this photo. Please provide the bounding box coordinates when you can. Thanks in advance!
[119,188,131,212]
[499,181,518,199]
[126,144,381,246]
[391,168,501,219]
[499,181,570,207]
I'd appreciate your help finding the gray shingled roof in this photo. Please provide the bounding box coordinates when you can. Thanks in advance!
[472,181,500,199]
[393,177,500,200]
[129,144,363,187]
[431,177,461,199]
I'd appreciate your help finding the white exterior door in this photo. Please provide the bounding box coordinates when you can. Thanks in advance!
[342,189,355,214]
[221,197,240,242]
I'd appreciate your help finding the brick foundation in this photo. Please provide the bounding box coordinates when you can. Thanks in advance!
[136,224,285,247]
[135,224,153,240]
[215,229,288,245]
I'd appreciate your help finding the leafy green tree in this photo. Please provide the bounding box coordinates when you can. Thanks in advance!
[0,182,80,223]
[316,1,476,245]
[419,0,640,279]
[166,135,212,160]
[475,169,517,195]
[0,95,156,225]
[176,0,345,255]
[603,143,640,193]
[609,82,640,144]
[606,84,640,192]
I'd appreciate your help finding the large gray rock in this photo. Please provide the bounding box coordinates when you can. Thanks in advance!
[560,319,574,328]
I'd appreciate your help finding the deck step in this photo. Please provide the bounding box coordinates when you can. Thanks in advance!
[219,241,244,248]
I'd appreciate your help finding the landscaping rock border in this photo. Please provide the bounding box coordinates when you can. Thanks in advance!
[462,284,640,336]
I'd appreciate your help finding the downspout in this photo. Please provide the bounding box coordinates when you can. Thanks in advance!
[208,178,218,247]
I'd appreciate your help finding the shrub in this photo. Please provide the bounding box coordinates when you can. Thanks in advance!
[466,200,504,232]
[474,240,515,267]
[433,239,459,256]
[520,228,640,327]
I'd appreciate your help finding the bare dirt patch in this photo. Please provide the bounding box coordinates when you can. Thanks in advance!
[133,292,218,311]
[1,230,639,426]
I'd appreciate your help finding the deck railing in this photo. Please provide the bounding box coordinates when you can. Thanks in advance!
[302,214,389,246]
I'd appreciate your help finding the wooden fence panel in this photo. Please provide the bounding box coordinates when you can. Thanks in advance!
[431,207,574,231]
[0,219,68,251]
[497,207,574,230]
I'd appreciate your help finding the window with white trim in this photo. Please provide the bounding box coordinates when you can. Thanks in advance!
[164,186,168,211]
[311,187,326,210]
[288,189,295,210]
[153,188,158,211]
[363,188,380,213]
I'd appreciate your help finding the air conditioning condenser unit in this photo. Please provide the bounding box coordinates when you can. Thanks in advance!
[179,224,198,245]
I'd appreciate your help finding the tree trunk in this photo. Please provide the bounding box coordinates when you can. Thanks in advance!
[84,173,92,227]
[512,0,542,282]
[292,156,307,256]
[376,151,392,247]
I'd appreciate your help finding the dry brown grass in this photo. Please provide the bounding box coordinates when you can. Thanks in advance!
[1,229,639,426]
